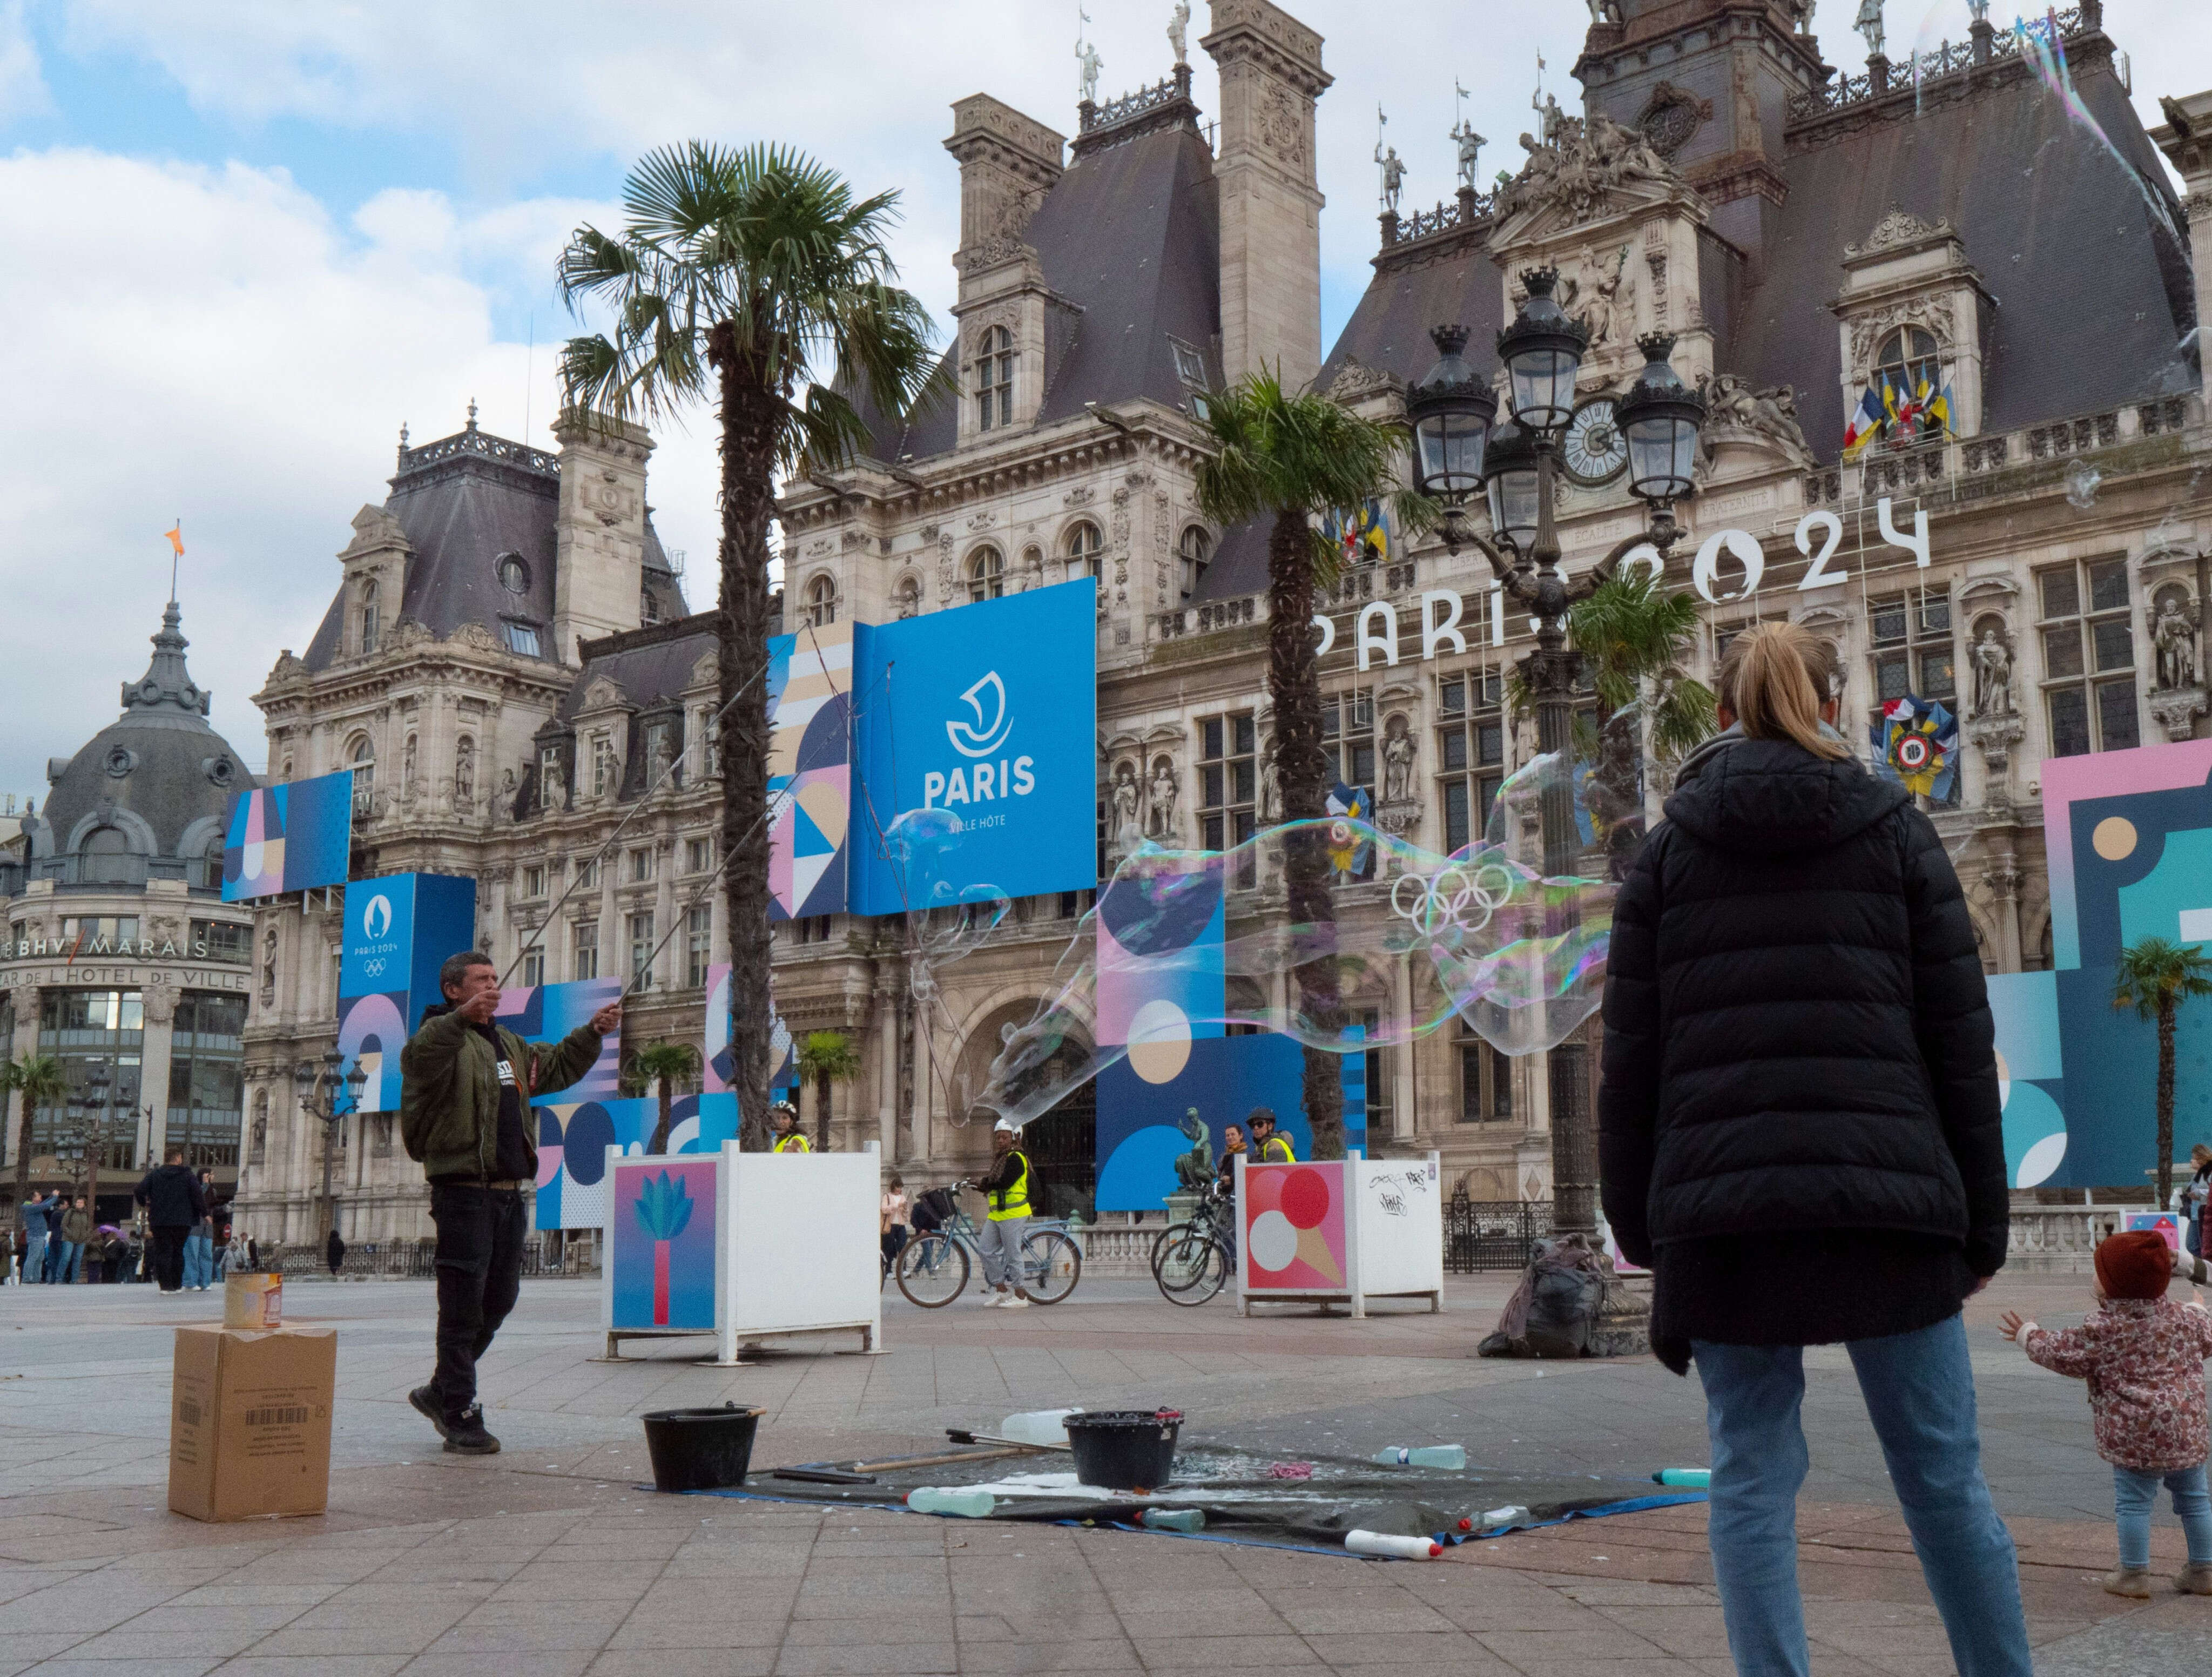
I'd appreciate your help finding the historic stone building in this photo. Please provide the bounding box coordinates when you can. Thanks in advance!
[237,0,2209,1240]
[1,603,258,1222]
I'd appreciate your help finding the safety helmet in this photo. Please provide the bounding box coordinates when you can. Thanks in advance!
[770,1100,799,1126]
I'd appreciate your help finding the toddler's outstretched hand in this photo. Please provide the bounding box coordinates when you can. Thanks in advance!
[1999,1309,2028,1342]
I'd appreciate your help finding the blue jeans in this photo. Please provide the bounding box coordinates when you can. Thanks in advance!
[22,1233,45,1283]
[183,1233,213,1289]
[52,1242,80,1284]
[1694,1314,2031,1677]
[2114,1462,2212,1568]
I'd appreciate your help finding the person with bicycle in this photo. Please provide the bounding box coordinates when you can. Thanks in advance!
[1249,1107,1296,1163]
[770,1101,812,1154]
[1216,1122,1250,1194]
[976,1118,1033,1308]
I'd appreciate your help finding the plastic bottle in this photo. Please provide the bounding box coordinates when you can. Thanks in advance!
[1141,1507,1205,1532]
[1653,1468,1712,1488]
[1478,1504,1531,1529]
[1345,1530,1442,1560]
[1370,1445,1468,1470]
[907,1486,995,1518]
[999,1407,1083,1446]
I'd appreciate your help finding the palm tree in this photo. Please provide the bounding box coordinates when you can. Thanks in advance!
[2113,936,2212,1209]
[7,1055,68,1224]
[558,143,943,1151]
[1193,372,1429,1159]
[795,1030,864,1151]
[623,1041,703,1155]
[1563,567,1717,878]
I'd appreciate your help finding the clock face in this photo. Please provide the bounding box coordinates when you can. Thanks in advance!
[1562,396,1629,488]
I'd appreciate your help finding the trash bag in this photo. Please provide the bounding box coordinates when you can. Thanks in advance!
[1477,1233,1649,1359]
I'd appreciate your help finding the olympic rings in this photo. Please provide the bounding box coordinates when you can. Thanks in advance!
[1388,862,1516,938]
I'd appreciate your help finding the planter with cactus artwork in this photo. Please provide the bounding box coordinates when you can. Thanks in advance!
[608,1155,719,1333]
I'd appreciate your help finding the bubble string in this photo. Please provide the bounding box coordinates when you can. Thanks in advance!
[2012,9,2173,224]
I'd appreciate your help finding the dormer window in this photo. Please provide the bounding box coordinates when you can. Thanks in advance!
[975,326,1014,432]
[501,620,542,656]
[1179,527,1211,600]
[1170,339,1207,386]
[967,546,1005,603]
[360,578,380,655]
[1874,328,1944,428]
[806,575,838,627]
[1064,521,1102,581]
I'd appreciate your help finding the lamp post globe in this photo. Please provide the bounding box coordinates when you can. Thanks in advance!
[1407,324,1498,507]
[1481,420,1541,555]
[1615,332,1705,507]
[1495,267,1589,436]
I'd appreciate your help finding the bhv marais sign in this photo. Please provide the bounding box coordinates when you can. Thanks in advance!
[1320,497,1933,671]
[848,580,1099,914]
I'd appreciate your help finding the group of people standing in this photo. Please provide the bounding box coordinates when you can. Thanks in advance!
[12,1153,241,1291]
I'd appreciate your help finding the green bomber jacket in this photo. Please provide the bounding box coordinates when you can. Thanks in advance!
[399,1003,603,1182]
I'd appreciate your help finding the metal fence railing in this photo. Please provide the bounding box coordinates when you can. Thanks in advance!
[1443,1196,1552,1272]
[261,1236,595,1280]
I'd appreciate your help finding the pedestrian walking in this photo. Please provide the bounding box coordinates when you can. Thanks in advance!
[975,1119,1033,1308]
[2181,1144,2212,1261]
[2003,1230,2212,1597]
[325,1227,347,1276]
[134,1148,208,1294]
[400,948,616,1456]
[881,1171,910,1274]
[18,1189,58,1284]
[769,1101,812,1153]
[1598,622,2028,1677]
[55,1197,92,1284]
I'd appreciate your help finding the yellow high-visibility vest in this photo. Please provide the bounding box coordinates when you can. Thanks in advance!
[773,1132,811,1154]
[988,1150,1032,1220]
[1259,1134,1296,1163]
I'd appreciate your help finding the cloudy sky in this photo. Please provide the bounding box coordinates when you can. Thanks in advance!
[2,0,2206,796]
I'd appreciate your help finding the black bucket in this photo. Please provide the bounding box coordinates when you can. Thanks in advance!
[640,1403,764,1493]
[1065,1409,1183,1491]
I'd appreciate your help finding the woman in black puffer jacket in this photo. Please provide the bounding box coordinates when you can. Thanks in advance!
[1600,622,2028,1677]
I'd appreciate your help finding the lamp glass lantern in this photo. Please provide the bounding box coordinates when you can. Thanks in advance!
[1407,324,1498,506]
[1483,421,1541,553]
[1495,268,1589,435]
[1615,331,1705,504]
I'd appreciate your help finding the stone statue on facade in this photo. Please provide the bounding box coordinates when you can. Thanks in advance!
[1381,715,1417,807]
[1499,110,1677,224]
[454,736,475,806]
[1971,627,2015,717]
[541,758,565,812]
[1375,141,1406,214]
[1452,118,1486,191]
[1146,758,1179,841]
[1259,739,1282,824]
[1168,2,1190,66]
[1704,374,1813,459]
[1171,1106,1212,1192]
[261,926,279,1007]
[1076,38,1102,105]
[1855,0,1886,59]
[2155,595,2201,691]
[1110,762,1142,851]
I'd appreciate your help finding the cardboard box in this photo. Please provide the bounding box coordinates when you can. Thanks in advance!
[168,1326,335,1523]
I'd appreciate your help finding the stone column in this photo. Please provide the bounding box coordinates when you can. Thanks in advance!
[5,986,38,1168]
[1987,853,2025,975]
[1391,954,1415,1143]
[2153,95,2212,360]
[139,977,180,1169]
[873,969,900,1161]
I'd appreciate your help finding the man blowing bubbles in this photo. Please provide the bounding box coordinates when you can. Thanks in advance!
[400,951,619,1455]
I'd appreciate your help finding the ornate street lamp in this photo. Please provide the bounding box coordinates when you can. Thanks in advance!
[1407,325,1498,509]
[297,1050,367,1244]
[1410,278,1704,1240]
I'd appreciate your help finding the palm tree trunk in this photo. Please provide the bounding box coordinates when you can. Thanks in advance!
[711,322,779,1154]
[815,1071,830,1152]
[2158,1002,2177,1209]
[8,1092,26,1229]
[650,1083,673,1156]
[1267,510,1344,1157]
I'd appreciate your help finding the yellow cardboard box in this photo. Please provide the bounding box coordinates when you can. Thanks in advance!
[168,1325,336,1522]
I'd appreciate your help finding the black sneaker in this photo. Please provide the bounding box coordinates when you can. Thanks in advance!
[408,1385,453,1442]
[443,1404,500,1456]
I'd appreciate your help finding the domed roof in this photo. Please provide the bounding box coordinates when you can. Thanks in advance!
[37,601,259,865]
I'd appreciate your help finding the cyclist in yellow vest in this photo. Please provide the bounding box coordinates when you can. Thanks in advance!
[1249,1107,1296,1163]
[975,1118,1032,1308]
[769,1101,811,1154]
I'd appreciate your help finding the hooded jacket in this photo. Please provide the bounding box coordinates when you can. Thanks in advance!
[399,1005,603,1183]
[134,1163,208,1230]
[1599,738,2008,1342]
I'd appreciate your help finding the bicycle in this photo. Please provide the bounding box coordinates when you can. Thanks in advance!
[1150,1177,1236,1306]
[894,1184,1082,1308]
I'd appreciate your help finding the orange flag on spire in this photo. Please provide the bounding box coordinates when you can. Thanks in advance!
[164,523,184,557]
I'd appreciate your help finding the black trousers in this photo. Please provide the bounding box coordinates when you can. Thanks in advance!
[150,1226,189,1291]
[428,1184,525,1422]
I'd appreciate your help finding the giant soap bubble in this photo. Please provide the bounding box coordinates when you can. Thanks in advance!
[974,750,1614,1127]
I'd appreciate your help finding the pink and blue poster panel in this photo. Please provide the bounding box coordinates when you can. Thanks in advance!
[1242,1161,1349,1293]
[766,619,853,919]
[610,1157,719,1332]
[703,961,796,1109]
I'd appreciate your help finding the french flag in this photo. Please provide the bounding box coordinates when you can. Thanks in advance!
[1842,386,1883,458]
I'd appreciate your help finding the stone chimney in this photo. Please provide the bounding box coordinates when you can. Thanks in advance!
[944,96,1065,304]
[1202,0,1332,389]
[551,410,655,665]
[2151,90,2212,356]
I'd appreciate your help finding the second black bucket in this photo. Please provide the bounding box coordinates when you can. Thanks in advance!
[640,1403,764,1493]
[1065,1409,1183,1490]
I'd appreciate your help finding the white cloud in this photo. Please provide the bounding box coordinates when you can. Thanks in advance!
[0,149,723,796]
[0,0,48,124]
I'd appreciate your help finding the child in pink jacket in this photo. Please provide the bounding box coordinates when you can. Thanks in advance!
[2002,1228,2212,1597]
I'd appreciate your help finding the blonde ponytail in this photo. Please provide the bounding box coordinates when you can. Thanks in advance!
[1717,622,1850,760]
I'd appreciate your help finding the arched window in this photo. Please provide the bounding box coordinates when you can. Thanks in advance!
[81,826,132,885]
[1874,327,1942,419]
[202,836,224,890]
[639,583,663,626]
[806,575,838,627]
[348,736,375,811]
[1064,521,1103,580]
[359,578,380,655]
[975,325,1014,432]
[894,575,921,619]
[967,546,1005,603]
[1179,526,1211,601]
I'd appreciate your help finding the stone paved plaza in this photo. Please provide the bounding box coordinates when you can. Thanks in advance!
[0,1272,2207,1675]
